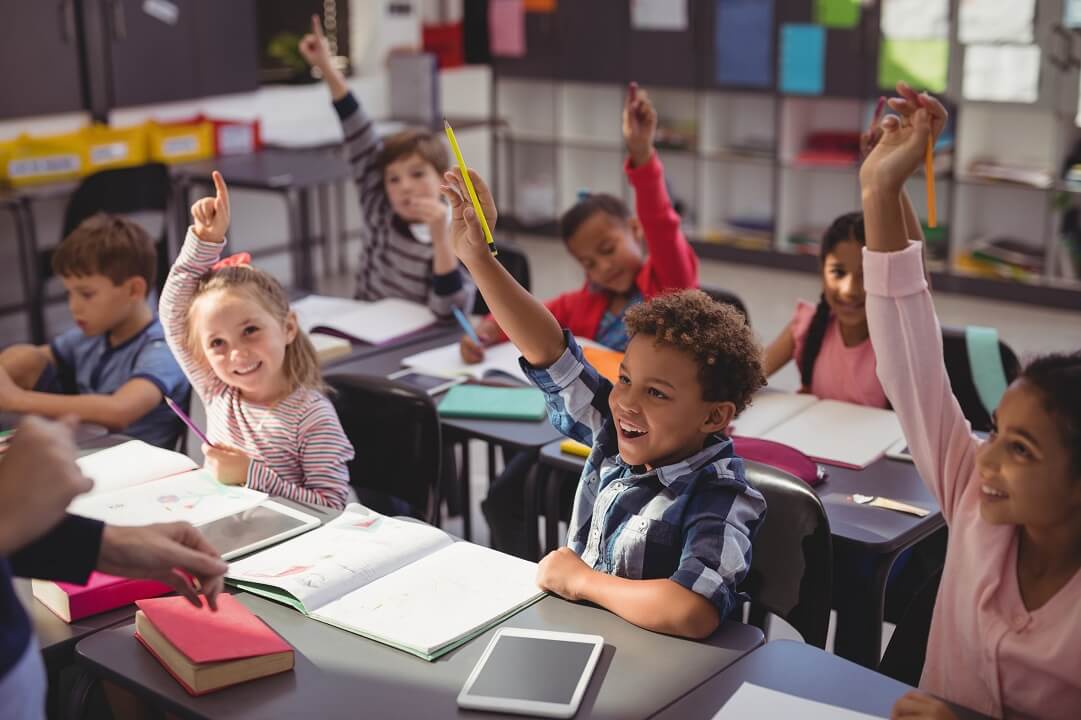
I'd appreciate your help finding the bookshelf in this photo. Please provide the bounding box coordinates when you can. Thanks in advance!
[489,0,1081,310]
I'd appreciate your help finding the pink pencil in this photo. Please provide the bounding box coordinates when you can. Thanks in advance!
[164,396,213,447]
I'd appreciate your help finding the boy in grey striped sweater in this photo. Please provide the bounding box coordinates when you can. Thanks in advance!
[299,16,472,318]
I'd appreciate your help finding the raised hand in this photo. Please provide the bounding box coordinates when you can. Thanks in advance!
[860,82,947,194]
[439,168,499,267]
[297,14,333,71]
[623,82,658,168]
[190,171,231,244]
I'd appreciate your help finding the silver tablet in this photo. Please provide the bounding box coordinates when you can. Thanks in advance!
[197,501,321,560]
[457,628,604,718]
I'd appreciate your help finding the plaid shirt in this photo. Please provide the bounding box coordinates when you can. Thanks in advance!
[522,333,766,618]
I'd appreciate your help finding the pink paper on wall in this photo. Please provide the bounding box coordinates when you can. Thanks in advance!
[489,0,526,58]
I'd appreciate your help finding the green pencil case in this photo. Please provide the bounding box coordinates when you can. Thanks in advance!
[437,385,547,421]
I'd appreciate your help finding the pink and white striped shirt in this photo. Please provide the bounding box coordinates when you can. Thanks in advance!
[160,230,354,509]
[865,242,1081,720]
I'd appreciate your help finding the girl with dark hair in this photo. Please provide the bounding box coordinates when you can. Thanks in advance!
[762,212,888,406]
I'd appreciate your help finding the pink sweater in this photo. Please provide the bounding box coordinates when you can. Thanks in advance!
[161,231,354,509]
[865,242,1081,720]
[789,300,887,407]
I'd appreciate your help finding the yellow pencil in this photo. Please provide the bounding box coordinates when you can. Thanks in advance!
[925,135,937,228]
[444,119,497,256]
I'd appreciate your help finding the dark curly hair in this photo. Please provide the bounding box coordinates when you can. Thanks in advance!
[559,193,631,242]
[625,289,765,413]
[799,212,866,389]
[1019,351,1081,477]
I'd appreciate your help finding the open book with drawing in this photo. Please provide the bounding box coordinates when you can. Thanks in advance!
[70,440,268,527]
[292,295,437,345]
[226,505,544,660]
[732,392,904,469]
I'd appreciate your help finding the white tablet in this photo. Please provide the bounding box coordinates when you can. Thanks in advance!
[197,501,321,560]
[457,628,604,718]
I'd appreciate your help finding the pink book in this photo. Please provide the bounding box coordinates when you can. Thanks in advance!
[31,572,171,623]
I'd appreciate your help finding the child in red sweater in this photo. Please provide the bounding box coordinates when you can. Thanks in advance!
[460,83,699,361]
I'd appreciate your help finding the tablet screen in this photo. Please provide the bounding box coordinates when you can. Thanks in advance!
[198,505,311,559]
[392,372,455,393]
[466,635,598,704]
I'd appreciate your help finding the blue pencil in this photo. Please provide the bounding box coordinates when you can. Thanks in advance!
[452,306,482,345]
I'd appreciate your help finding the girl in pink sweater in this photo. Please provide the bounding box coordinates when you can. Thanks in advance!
[862,82,1081,720]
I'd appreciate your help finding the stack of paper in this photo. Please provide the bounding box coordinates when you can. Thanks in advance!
[292,295,437,345]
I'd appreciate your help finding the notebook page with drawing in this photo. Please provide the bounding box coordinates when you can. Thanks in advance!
[227,505,544,660]
[401,341,530,384]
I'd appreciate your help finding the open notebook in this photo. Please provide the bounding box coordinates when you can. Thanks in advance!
[70,440,268,527]
[401,337,606,386]
[226,505,544,661]
[732,392,904,469]
[292,295,437,345]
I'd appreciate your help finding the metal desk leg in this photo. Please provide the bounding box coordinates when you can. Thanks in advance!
[523,464,549,562]
[543,469,566,555]
[832,545,903,669]
[459,438,472,542]
[17,199,46,344]
[317,182,332,279]
[285,188,315,292]
[334,178,348,270]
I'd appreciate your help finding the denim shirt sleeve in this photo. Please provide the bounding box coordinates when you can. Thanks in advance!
[520,332,615,448]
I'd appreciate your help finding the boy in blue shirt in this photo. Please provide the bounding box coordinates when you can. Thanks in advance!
[0,214,189,448]
[441,169,767,639]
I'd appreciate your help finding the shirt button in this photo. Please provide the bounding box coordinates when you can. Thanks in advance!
[638,519,648,529]
[1013,614,1028,631]
[612,483,623,491]
[590,529,599,539]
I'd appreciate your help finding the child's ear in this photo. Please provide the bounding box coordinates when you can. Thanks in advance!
[627,217,645,246]
[125,276,148,301]
[284,310,299,344]
[701,401,736,435]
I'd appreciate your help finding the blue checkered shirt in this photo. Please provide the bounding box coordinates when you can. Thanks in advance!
[521,333,767,618]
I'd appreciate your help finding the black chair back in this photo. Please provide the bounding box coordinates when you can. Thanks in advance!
[738,460,832,648]
[941,326,1020,433]
[472,242,531,315]
[700,285,750,326]
[326,373,442,524]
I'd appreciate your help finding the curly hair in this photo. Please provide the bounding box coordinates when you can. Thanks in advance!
[625,289,764,413]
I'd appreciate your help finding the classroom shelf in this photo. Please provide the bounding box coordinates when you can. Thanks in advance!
[490,0,1081,309]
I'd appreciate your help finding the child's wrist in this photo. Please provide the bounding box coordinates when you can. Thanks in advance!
[628,145,653,168]
[191,226,225,244]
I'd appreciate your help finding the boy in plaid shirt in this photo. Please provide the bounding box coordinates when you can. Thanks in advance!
[441,168,767,639]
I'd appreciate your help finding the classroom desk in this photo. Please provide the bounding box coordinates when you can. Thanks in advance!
[76,592,764,720]
[171,147,351,292]
[326,328,564,542]
[532,441,945,669]
[650,640,991,720]
[0,412,109,446]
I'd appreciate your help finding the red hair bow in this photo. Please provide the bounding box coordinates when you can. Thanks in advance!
[211,252,252,271]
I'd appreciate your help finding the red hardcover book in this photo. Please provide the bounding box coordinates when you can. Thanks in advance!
[31,572,171,623]
[134,594,294,695]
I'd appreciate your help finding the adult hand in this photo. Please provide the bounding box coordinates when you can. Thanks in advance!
[98,523,228,609]
[0,416,91,555]
[191,171,231,244]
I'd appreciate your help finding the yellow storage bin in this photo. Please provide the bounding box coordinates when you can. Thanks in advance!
[4,131,86,186]
[82,123,148,174]
[147,118,213,164]
[0,137,15,185]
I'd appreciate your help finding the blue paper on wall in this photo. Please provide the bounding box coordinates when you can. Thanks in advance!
[715,0,774,88]
[780,24,825,95]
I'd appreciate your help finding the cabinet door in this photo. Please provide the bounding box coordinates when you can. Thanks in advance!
[0,0,85,118]
[192,0,258,97]
[557,1,628,84]
[105,0,198,107]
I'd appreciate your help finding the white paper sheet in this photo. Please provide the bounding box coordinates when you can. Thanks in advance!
[958,0,1035,44]
[226,505,453,612]
[881,0,949,39]
[401,340,530,384]
[75,440,198,497]
[313,542,542,654]
[963,44,1041,104]
[68,469,266,527]
[711,683,886,720]
[631,0,688,31]
[292,295,436,345]
[730,392,818,438]
[762,400,904,469]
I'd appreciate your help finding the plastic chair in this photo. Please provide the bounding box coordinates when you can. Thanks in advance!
[700,284,750,326]
[738,460,832,649]
[28,164,172,343]
[941,326,1020,433]
[471,242,531,315]
[878,567,942,685]
[326,373,443,524]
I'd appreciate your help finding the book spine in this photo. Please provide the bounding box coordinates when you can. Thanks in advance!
[70,579,172,621]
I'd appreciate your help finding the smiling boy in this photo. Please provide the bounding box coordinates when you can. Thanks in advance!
[0,214,189,448]
[441,168,767,639]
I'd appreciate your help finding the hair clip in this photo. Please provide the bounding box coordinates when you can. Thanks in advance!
[211,252,252,271]
[576,188,592,202]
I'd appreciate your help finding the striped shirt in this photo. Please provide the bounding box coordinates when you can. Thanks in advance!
[160,231,354,509]
[522,333,766,617]
[333,92,473,319]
